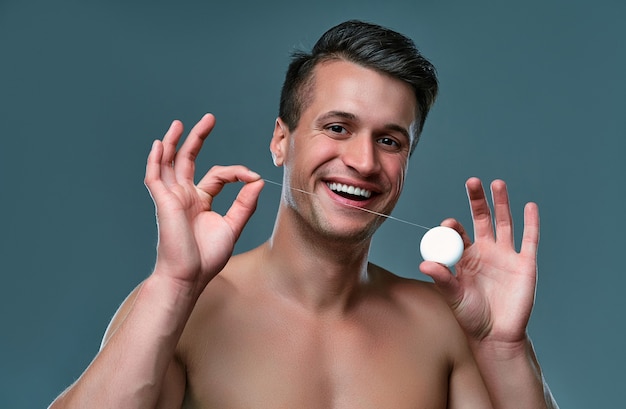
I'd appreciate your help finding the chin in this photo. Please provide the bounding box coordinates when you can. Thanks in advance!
[317,220,380,245]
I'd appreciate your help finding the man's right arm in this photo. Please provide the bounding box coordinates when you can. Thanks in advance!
[49,275,191,408]
[49,114,264,408]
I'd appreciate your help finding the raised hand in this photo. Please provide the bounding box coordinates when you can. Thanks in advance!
[144,114,264,295]
[420,177,539,347]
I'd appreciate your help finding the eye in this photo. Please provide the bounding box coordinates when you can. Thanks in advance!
[327,124,348,134]
[377,137,400,148]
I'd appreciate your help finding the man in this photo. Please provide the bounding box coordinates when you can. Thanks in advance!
[50,20,558,408]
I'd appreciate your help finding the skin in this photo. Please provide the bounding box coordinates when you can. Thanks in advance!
[49,60,557,409]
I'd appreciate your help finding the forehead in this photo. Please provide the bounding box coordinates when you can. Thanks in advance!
[305,59,418,129]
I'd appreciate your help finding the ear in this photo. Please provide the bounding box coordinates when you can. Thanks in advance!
[270,117,289,167]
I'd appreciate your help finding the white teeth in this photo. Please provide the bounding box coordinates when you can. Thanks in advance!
[327,182,372,198]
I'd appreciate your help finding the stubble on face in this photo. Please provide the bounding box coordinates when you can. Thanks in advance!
[278,59,417,245]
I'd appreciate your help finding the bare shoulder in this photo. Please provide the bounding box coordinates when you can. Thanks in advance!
[368,263,446,308]
[367,263,466,336]
[365,267,491,407]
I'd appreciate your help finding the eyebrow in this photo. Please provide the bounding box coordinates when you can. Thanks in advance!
[317,110,411,142]
[317,110,357,123]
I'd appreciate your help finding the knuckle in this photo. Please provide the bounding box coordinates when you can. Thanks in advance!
[208,165,225,173]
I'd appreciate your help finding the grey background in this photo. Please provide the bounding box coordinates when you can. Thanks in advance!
[1,0,624,407]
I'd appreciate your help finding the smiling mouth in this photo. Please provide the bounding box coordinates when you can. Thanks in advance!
[326,182,372,200]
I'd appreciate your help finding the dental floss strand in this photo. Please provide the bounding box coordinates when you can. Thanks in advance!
[262,179,430,230]
[261,178,464,266]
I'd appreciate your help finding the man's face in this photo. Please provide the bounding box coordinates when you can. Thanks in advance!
[271,59,418,242]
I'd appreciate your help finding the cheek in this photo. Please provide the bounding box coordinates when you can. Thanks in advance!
[395,171,406,194]
[289,134,338,166]
[389,161,408,197]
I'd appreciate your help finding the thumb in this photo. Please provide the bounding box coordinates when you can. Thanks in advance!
[420,261,464,308]
[223,179,265,240]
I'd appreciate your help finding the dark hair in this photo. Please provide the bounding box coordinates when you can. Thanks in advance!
[279,20,439,153]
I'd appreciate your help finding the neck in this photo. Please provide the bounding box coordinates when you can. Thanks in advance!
[261,203,374,315]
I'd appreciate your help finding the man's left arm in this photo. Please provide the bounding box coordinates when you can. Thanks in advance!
[420,177,558,409]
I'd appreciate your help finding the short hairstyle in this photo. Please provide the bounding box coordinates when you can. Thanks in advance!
[279,20,439,153]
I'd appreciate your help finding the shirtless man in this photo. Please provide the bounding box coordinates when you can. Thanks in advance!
[50,20,558,408]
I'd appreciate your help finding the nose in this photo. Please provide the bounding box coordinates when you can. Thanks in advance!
[340,134,381,176]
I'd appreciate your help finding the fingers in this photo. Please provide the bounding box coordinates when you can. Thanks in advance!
[491,179,515,248]
[441,218,472,249]
[174,114,216,182]
[196,165,264,238]
[466,177,494,242]
[147,114,216,188]
[419,261,463,306]
[196,165,262,198]
[145,139,167,200]
[224,178,265,240]
[145,139,163,182]
[521,202,540,257]
[465,178,538,252]
[160,119,185,185]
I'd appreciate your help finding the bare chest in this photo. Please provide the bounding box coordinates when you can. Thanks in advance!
[180,301,450,409]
